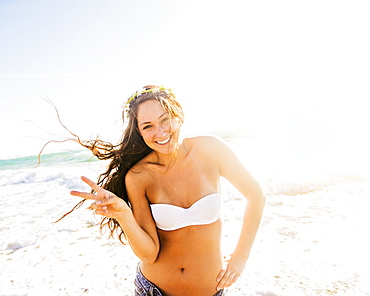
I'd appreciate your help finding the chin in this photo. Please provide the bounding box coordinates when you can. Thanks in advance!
[156,136,179,155]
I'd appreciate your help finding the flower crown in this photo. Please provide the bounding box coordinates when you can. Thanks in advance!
[123,85,175,113]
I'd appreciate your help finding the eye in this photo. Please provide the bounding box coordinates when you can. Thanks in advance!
[161,117,169,123]
[142,125,152,130]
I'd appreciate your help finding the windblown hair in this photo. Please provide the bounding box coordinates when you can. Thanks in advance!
[50,85,184,243]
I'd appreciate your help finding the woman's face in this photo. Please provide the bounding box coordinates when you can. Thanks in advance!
[137,100,180,155]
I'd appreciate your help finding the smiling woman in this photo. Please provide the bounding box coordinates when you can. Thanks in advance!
[138,101,179,159]
[55,84,265,295]
[124,85,184,166]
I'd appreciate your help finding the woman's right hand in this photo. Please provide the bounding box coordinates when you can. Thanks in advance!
[70,176,131,219]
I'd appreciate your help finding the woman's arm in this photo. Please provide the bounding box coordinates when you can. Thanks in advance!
[122,171,160,264]
[71,175,160,264]
[217,140,265,258]
[201,136,265,291]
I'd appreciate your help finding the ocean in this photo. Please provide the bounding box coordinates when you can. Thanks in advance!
[0,131,369,295]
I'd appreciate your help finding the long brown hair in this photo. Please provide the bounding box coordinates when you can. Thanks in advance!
[52,85,184,243]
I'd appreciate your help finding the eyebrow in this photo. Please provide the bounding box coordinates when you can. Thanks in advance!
[140,112,169,126]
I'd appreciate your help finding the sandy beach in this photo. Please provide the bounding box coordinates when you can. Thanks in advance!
[1,139,370,295]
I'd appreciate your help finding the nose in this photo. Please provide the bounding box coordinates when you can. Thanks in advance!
[155,125,167,138]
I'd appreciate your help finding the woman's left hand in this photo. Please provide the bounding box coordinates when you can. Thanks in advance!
[216,252,248,291]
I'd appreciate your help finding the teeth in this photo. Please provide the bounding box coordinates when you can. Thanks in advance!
[156,137,171,145]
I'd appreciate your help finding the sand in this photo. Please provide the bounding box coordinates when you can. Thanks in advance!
[1,139,370,295]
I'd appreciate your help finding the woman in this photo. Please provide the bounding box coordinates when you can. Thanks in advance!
[68,85,265,295]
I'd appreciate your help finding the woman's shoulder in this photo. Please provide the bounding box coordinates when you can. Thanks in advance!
[184,134,226,148]
[125,157,151,184]
[183,135,228,156]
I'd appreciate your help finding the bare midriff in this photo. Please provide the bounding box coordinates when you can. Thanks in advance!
[140,219,223,296]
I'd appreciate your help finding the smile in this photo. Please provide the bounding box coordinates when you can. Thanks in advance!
[156,136,171,145]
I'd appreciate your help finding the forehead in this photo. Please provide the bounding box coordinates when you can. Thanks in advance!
[137,100,166,121]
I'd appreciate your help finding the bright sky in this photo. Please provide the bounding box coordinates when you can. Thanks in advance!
[1,0,369,158]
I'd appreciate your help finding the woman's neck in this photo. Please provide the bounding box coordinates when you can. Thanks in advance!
[149,137,184,168]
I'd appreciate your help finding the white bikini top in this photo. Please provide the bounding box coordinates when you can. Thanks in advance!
[150,193,222,231]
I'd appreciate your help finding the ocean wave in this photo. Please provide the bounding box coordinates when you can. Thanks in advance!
[0,146,366,197]
[0,168,89,190]
[262,173,365,196]
[1,163,365,197]
[0,149,97,171]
